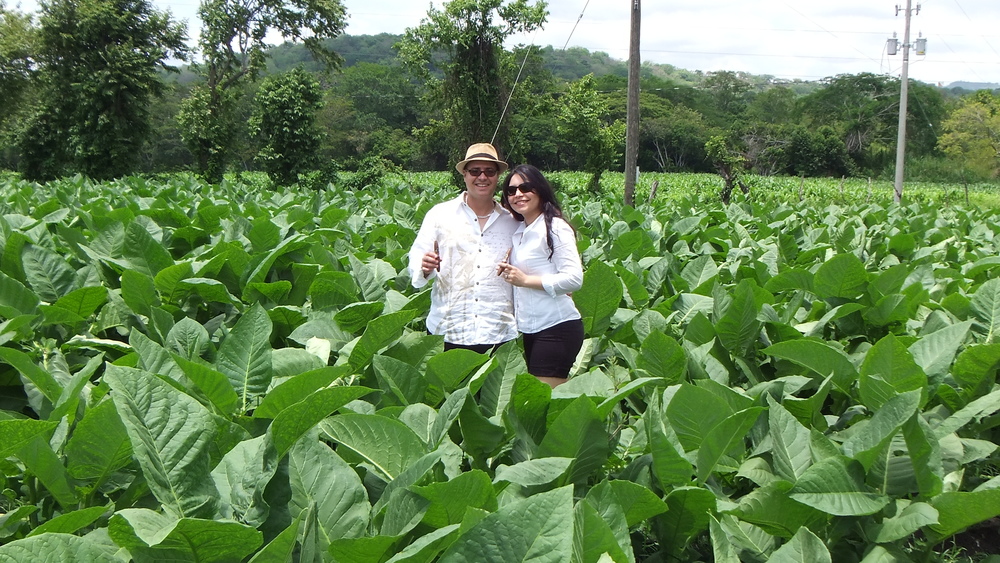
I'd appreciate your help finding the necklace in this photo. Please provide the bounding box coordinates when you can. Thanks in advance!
[476,213,492,219]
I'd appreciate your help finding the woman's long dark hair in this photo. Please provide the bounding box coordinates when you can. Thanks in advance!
[500,164,570,259]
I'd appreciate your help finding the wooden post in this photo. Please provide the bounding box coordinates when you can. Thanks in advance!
[623,0,641,207]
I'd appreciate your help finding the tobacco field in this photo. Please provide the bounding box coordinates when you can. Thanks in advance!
[1,172,1000,562]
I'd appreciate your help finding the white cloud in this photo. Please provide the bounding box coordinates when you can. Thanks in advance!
[13,0,1000,85]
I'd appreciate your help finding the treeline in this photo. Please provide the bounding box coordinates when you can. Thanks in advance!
[2,0,999,185]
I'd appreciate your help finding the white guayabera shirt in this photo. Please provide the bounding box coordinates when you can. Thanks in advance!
[409,193,519,346]
[510,216,583,334]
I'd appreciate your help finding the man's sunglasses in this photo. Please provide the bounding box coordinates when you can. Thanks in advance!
[504,183,537,197]
[466,168,498,178]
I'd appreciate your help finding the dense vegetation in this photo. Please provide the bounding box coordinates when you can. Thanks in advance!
[2,0,1000,187]
[0,172,999,562]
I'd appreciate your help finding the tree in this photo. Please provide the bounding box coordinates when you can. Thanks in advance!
[557,74,625,191]
[938,90,1000,178]
[640,96,712,172]
[0,3,36,169]
[703,70,753,123]
[745,86,797,125]
[705,134,748,205]
[249,68,324,185]
[17,0,187,181]
[397,0,547,158]
[798,73,900,173]
[181,0,347,181]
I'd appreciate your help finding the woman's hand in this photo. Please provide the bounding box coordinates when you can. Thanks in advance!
[497,263,526,287]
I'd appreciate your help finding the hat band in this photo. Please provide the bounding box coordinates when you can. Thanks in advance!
[466,153,499,160]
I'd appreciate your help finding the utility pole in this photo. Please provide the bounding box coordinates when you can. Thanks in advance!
[890,1,921,203]
[623,0,640,207]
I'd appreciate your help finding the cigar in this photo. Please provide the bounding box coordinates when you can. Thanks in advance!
[433,241,440,272]
[497,248,512,276]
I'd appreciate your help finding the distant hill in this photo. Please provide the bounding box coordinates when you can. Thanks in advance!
[177,34,986,98]
[261,34,796,91]
[945,81,1000,92]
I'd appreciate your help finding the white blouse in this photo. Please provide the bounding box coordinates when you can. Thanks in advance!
[510,216,583,334]
[408,193,519,346]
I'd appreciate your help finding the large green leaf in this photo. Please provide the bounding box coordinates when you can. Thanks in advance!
[536,396,610,486]
[26,505,110,538]
[437,486,574,563]
[573,260,623,337]
[842,390,921,471]
[288,437,370,543]
[764,339,857,393]
[788,456,889,516]
[971,278,1000,343]
[493,458,574,487]
[927,489,1000,543]
[17,435,78,508]
[109,508,262,562]
[572,499,632,563]
[655,487,716,560]
[105,365,220,519]
[348,254,397,302]
[951,343,1000,398]
[867,501,939,543]
[243,235,307,289]
[0,419,58,459]
[715,279,764,358]
[767,526,831,563]
[123,221,175,277]
[696,407,763,484]
[270,386,375,457]
[319,413,428,482]
[216,303,273,413]
[813,252,868,299]
[908,321,972,386]
[665,383,732,451]
[348,309,418,371]
[767,397,812,482]
[172,355,238,414]
[0,346,62,404]
[426,349,490,391]
[335,301,386,333]
[121,269,159,317]
[65,398,131,481]
[22,243,78,303]
[679,255,718,293]
[732,480,826,539]
[901,414,944,497]
[210,436,277,527]
[411,470,497,528]
[0,533,119,562]
[638,331,686,383]
[254,366,352,419]
[372,355,428,406]
[585,479,669,529]
[858,334,927,410]
[0,270,39,317]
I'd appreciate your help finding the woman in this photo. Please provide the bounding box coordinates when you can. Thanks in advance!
[496,165,584,388]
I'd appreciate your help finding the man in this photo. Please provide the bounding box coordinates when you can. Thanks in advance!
[409,143,519,353]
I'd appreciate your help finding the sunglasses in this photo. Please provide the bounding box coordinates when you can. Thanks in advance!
[466,168,498,178]
[504,183,537,197]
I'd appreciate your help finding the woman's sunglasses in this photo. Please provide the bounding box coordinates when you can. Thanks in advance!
[504,183,537,197]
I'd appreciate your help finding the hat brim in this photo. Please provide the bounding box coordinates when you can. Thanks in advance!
[455,157,509,174]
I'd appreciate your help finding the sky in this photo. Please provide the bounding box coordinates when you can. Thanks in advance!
[11,0,1000,86]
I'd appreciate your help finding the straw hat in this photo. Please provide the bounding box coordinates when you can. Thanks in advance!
[455,143,509,174]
